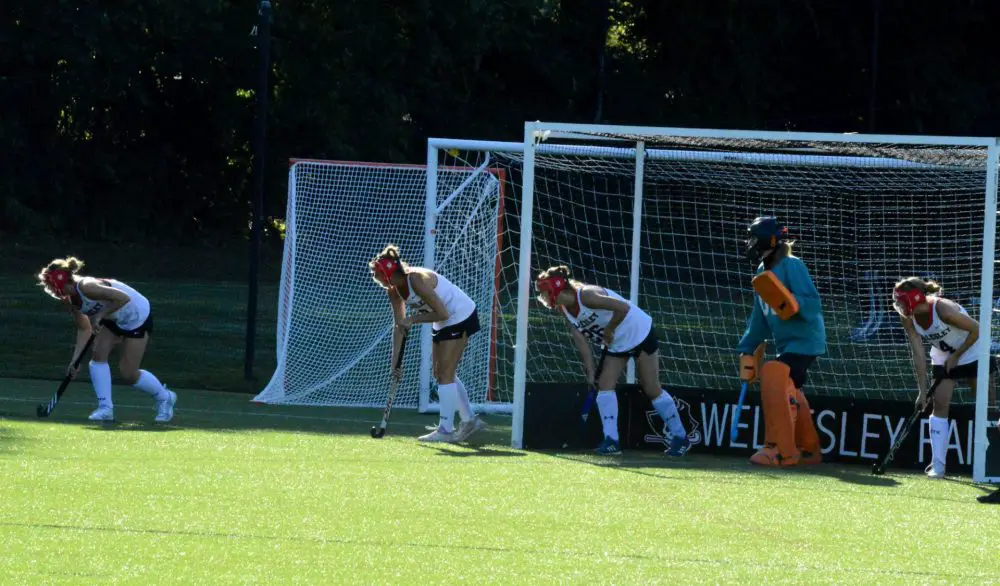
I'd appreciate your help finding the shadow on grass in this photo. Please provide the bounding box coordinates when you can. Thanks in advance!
[540,449,997,504]
[417,443,526,458]
[939,475,999,494]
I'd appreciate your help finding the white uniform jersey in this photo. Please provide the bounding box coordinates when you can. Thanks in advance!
[404,271,475,331]
[75,278,151,331]
[913,299,981,366]
[561,286,652,353]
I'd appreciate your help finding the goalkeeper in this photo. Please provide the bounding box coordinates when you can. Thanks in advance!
[736,217,826,467]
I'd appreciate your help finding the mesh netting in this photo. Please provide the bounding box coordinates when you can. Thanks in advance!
[254,160,502,408]
[442,135,996,404]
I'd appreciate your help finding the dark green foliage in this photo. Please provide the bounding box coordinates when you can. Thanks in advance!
[3,0,1000,239]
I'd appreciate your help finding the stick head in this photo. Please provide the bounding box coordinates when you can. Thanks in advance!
[36,404,50,418]
[370,426,385,438]
[871,462,884,475]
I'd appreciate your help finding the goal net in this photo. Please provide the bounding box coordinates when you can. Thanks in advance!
[431,125,998,481]
[254,159,507,412]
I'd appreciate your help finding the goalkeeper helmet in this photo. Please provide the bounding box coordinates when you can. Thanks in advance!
[745,216,788,264]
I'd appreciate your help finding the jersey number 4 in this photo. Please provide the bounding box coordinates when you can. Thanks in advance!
[938,340,957,353]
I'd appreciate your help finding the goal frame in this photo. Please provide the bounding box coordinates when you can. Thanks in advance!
[432,124,999,483]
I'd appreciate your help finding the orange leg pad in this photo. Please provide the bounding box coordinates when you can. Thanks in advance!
[793,387,821,463]
[751,361,800,466]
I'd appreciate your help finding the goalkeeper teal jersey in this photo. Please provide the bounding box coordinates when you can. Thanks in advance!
[736,255,826,357]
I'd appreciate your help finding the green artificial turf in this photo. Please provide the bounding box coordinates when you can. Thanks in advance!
[1,378,997,584]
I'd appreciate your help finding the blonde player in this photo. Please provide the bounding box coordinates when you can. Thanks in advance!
[37,256,176,422]
[893,276,997,478]
[534,265,689,456]
[369,244,485,442]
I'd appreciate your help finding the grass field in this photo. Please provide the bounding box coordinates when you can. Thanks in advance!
[1,378,997,585]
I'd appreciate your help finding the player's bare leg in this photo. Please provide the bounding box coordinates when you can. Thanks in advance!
[636,351,688,456]
[450,334,487,442]
[120,335,176,423]
[925,378,955,478]
[86,327,120,421]
[593,355,627,455]
[419,335,468,442]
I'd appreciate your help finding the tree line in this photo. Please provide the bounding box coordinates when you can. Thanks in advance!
[5,0,999,243]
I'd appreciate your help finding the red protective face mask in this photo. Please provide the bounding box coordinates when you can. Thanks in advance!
[535,276,569,308]
[372,257,399,285]
[43,269,72,297]
[893,287,925,317]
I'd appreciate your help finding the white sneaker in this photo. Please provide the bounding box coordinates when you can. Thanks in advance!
[154,390,177,423]
[418,426,455,443]
[925,463,946,479]
[88,406,115,421]
[453,417,486,442]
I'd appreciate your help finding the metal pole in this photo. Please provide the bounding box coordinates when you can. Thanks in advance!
[626,141,645,384]
[868,0,880,132]
[245,0,272,380]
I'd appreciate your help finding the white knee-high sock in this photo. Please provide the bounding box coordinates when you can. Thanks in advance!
[454,377,476,422]
[652,389,686,438]
[89,361,113,408]
[133,370,169,401]
[929,415,949,470]
[595,390,619,441]
[437,383,458,433]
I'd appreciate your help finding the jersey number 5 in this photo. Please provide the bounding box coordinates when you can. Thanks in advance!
[579,323,603,343]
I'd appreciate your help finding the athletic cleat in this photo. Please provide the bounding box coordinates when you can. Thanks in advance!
[594,436,622,456]
[154,390,177,423]
[925,463,946,479]
[977,489,1000,504]
[418,426,455,443]
[88,406,115,421]
[452,417,486,442]
[665,435,690,457]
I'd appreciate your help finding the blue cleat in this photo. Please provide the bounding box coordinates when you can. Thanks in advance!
[594,436,622,456]
[665,435,690,457]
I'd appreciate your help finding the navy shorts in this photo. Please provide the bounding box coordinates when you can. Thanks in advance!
[595,327,660,381]
[778,353,816,389]
[101,314,154,339]
[432,310,480,344]
[932,356,998,381]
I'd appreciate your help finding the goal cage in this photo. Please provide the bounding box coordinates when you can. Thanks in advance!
[431,123,998,483]
[254,158,510,415]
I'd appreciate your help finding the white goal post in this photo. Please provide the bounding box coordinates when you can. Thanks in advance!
[430,123,998,483]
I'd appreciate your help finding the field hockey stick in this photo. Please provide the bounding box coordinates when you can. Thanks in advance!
[871,377,942,475]
[731,345,763,443]
[36,333,97,418]
[580,385,597,425]
[370,330,409,439]
[730,381,748,443]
